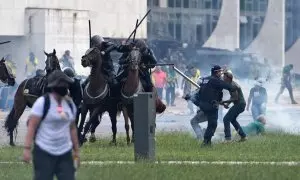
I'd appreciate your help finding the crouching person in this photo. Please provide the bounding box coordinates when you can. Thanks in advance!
[22,70,80,180]
[241,115,266,135]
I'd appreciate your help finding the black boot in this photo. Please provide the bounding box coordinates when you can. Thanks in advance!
[201,139,212,147]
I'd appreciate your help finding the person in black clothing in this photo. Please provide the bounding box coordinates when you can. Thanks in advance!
[116,39,157,92]
[220,70,247,142]
[82,35,132,88]
[185,65,236,147]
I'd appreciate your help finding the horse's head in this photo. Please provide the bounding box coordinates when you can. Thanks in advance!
[81,47,102,68]
[127,48,142,71]
[44,49,60,73]
[0,58,15,86]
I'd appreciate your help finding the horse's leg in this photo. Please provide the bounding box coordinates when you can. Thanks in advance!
[89,114,102,143]
[127,105,135,143]
[108,108,117,145]
[4,83,26,147]
[78,104,88,136]
[122,106,130,145]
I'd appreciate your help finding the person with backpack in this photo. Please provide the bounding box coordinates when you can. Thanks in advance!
[22,70,80,180]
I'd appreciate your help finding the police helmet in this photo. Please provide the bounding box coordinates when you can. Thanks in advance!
[91,35,105,47]
[211,65,222,75]
[63,67,75,78]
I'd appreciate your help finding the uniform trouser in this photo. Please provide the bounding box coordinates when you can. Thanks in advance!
[203,110,218,142]
[33,144,75,180]
[242,121,265,135]
[190,110,207,139]
[275,81,296,102]
[223,103,247,140]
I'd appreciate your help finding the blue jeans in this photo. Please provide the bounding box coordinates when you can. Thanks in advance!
[223,103,247,140]
[251,103,266,120]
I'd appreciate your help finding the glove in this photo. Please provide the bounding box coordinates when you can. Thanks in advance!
[183,94,191,101]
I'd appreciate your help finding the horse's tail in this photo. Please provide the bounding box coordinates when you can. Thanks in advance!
[4,107,17,135]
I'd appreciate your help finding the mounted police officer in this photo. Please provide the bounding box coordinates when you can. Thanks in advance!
[185,65,236,147]
[89,35,117,86]
[116,39,157,92]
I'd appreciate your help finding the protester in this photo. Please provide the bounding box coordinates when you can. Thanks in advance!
[221,70,247,142]
[242,78,268,136]
[23,70,80,180]
[25,52,38,78]
[275,64,297,104]
[152,66,167,99]
[59,50,75,71]
[182,65,195,114]
[165,66,178,106]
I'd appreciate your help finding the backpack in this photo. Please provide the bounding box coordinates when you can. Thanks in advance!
[34,93,74,139]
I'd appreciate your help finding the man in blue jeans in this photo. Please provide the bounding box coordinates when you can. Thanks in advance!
[220,70,247,142]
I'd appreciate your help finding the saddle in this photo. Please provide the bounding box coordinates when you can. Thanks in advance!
[23,76,47,97]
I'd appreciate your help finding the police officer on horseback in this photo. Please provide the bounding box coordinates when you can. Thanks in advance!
[89,35,118,86]
[116,39,157,92]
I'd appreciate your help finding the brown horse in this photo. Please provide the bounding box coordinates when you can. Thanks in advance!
[0,57,16,86]
[4,49,60,146]
[79,47,119,145]
[120,48,166,143]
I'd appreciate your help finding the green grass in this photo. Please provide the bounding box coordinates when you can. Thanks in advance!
[1,133,300,162]
[0,133,300,180]
[0,164,299,180]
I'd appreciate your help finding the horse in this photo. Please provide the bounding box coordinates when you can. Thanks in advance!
[0,57,16,86]
[78,47,119,145]
[119,47,166,143]
[4,49,61,146]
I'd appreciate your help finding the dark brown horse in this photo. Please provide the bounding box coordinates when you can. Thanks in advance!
[0,57,16,86]
[79,47,119,145]
[4,49,60,146]
[120,48,166,143]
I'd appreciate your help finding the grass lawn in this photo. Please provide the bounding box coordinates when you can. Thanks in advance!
[0,133,299,180]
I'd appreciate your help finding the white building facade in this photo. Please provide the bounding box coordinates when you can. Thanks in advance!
[0,0,147,81]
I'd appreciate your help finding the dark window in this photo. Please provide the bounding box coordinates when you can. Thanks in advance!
[212,0,219,9]
[205,1,211,9]
[240,0,246,11]
[153,0,159,6]
[183,0,189,8]
[168,22,175,38]
[196,24,203,43]
[168,0,175,7]
[175,24,182,40]
[176,0,182,7]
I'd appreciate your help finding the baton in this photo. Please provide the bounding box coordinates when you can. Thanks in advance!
[89,20,92,48]
[126,9,151,43]
[173,66,200,88]
[132,19,139,42]
[0,41,11,45]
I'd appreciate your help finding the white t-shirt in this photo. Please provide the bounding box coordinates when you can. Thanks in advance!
[30,94,77,156]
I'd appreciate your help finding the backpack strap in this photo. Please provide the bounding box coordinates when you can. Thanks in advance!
[34,93,50,139]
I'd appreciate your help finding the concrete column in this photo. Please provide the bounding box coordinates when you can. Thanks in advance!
[203,0,240,51]
[245,0,285,67]
[160,0,167,8]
